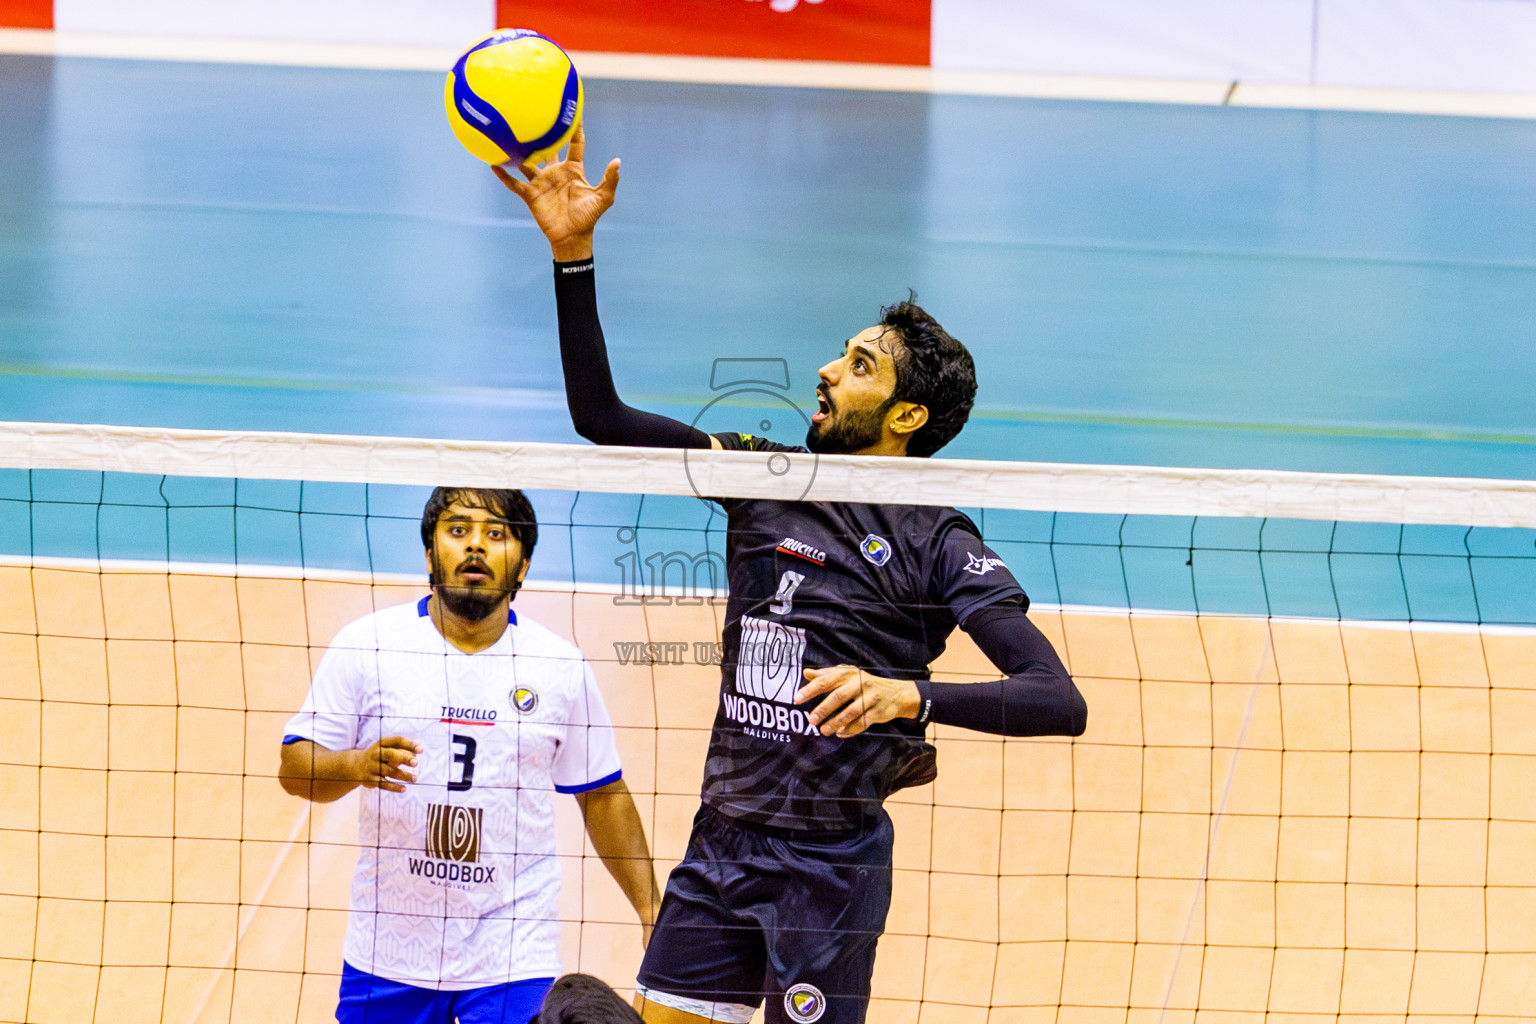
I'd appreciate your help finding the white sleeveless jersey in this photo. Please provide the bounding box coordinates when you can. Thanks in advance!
[284,597,622,990]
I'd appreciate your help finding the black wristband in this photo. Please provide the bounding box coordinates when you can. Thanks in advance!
[914,680,933,726]
[554,257,594,274]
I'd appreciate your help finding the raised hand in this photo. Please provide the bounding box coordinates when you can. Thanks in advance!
[493,123,620,262]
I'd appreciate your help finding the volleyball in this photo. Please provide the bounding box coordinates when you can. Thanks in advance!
[444,28,583,168]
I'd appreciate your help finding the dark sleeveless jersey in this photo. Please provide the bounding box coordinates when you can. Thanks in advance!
[703,432,1028,832]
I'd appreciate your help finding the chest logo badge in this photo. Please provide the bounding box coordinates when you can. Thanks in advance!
[426,804,482,863]
[511,687,538,714]
[860,534,891,567]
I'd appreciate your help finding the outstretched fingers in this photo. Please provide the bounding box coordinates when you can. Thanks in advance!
[567,121,586,164]
[596,157,621,202]
[491,164,529,197]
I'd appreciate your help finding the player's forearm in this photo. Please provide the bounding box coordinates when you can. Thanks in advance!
[553,259,711,449]
[920,603,1087,737]
[579,782,661,926]
[916,673,1086,737]
[277,740,362,802]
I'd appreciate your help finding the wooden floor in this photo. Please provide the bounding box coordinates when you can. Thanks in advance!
[4,564,1536,1022]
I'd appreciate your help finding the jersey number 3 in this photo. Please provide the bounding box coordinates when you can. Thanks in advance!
[449,734,477,792]
[769,570,806,615]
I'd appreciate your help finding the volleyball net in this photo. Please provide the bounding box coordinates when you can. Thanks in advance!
[4,421,1536,1023]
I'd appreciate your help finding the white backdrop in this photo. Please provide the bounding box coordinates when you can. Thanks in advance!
[53,0,494,48]
[932,0,1317,84]
[1317,0,1536,93]
[932,0,1536,94]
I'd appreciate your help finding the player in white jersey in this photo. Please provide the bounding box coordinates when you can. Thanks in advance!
[280,487,661,1024]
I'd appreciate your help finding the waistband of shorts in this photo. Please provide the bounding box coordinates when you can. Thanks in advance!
[702,803,875,843]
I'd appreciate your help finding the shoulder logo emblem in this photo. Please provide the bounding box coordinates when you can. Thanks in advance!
[962,552,1007,576]
[784,983,826,1023]
[860,534,891,567]
[511,687,538,714]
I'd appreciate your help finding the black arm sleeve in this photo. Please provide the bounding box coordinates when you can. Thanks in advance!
[553,258,712,449]
[913,601,1087,737]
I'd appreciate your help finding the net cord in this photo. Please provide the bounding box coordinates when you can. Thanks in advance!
[4,420,1535,528]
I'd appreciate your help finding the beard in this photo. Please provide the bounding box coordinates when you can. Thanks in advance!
[805,395,894,455]
[428,553,515,622]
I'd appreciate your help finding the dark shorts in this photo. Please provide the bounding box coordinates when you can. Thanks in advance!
[336,963,554,1024]
[637,805,894,1024]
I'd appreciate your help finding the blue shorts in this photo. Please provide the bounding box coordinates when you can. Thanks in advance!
[337,963,554,1024]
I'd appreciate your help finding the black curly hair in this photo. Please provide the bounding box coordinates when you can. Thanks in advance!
[879,295,976,458]
[419,487,538,558]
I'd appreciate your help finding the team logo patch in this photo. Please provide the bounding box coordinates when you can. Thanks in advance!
[962,552,1007,576]
[425,803,482,863]
[860,533,891,567]
[784,983,826,1023]
[511,687,538,714]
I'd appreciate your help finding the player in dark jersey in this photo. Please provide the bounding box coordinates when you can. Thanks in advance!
[498,126,1087,1024]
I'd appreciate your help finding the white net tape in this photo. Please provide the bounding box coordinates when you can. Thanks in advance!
[4,420,1535,528]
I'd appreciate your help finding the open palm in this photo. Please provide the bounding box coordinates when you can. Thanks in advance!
[494,124,619,261]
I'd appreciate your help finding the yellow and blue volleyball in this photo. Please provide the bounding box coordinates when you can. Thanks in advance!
[444,29,583,168]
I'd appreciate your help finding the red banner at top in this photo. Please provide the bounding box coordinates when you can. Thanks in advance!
[497,0,930,66]
[0,0,52,29]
